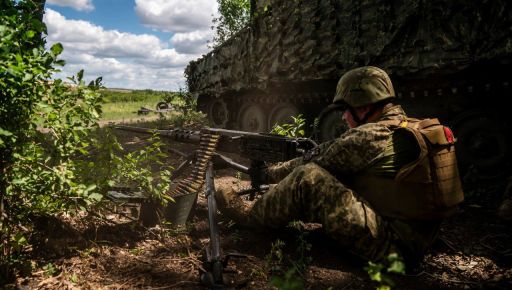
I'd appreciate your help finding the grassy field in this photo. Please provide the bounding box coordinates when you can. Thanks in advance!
[99,89,174,123]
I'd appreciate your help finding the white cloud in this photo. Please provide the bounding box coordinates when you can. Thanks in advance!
[47,0,94,12]
[171,30,213,54]
[135,0,218,33]
[45,9,164,60]
[43,9,204,90]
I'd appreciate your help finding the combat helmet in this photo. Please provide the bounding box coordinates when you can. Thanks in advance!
[333,66,395,107]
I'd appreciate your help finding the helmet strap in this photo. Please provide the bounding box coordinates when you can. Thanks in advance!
[349,101,389,125]
[348,107,363,125]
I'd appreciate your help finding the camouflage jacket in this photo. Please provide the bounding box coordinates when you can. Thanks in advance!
[267,105,408,182]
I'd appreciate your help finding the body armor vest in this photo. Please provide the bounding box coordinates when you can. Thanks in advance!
[353,118,464,220]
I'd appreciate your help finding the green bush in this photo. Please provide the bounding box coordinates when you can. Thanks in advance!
[0,1,173,283]
[270,114,306,137]
[101,89,169,103]
[266,222,312,290]
[365,253,406,290]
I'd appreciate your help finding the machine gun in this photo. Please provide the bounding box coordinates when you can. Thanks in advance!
[115,125,317,288]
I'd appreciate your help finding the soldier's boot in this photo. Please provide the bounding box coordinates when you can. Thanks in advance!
[214,186,252,225]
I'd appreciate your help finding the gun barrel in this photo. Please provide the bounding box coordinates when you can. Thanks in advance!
[115,125,156,134]
[115,125,201,144]
[115,125,317,162]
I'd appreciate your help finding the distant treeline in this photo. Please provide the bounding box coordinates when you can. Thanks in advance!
[100,89,178,103]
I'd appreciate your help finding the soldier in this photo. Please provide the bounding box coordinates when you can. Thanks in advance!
[215,66,464,267]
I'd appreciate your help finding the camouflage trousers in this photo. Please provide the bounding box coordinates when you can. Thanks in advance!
[247,162,399,261]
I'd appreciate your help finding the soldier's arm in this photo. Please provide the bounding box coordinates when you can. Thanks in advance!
[266,139,336,182]
[312,124,390,176]
[266,157,303,182]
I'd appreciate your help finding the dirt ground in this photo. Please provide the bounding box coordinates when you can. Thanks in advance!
[8,130,512,290]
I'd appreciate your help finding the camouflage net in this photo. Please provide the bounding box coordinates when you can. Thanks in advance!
[186,0,512,97]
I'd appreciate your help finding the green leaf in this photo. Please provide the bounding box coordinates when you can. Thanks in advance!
[85,184,97,192]
[88,192,103,202]
[25,30,35,39]
[369,270,382,282]
[77,69,84,82]
[13,233,28,246]
[50,43,63,56]
[387,260,405,274]
[0,128,13,136]
[22,72,33,81]
[55,59,66,66]
[69,274,78,283]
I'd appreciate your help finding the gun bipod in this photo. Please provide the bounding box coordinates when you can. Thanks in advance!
[201,161,251,288]
[199,248,248,289]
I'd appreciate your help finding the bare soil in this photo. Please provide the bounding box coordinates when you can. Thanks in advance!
[8,131,512,290]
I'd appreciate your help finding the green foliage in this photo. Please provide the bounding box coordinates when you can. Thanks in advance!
[167,110,208,128]
[0,1,188,283]
[1,4,73,278]
[0,0,59,156]
[100,89,169,103]
[211,0,251,48]
[108,134,173,204]
[163,88,207,127]
[365,253,406,290]
[7,71,104,215]
[265,239,285,273]
[99,89,174,121]
[77,128,174,205]
[42,262,57,277]
[0,1,161,281]
[270,114,306,137]
[266,221,312,290]
[270,268,304,290]
[287,221,312,273]
[69,273,79,284]
[166,88,197,116]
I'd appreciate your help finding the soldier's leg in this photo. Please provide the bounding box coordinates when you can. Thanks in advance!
[249,162,396,261]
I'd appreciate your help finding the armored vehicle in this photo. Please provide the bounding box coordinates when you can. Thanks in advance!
[185,0,512,178]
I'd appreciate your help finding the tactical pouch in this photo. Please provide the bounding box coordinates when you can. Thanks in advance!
[355,118,464,220]
[397,119,464,219]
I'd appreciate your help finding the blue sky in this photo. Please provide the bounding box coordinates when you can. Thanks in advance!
[47,0,168,40]
[44,0,219,90]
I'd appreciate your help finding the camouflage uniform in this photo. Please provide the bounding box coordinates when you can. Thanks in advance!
[216,66,454,265]
[218,105,440,263]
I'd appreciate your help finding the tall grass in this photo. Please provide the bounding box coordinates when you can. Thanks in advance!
[100,89,172,122]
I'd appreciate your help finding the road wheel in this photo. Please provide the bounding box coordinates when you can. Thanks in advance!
[267,103,300,131]
[208,98,229,128]
[315,106,348,142]
[237,103,268,132]
[451,110,510,179]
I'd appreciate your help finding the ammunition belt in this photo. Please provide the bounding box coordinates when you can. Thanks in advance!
[170,131,220,196]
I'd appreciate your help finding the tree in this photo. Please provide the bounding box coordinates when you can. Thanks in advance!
[0,0,56,223]
[210,0,251,48]
[1,1,177,284]
[0,0,105,282]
